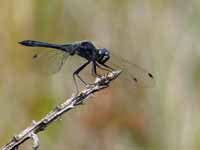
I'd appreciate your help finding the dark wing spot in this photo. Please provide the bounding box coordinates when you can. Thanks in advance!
[32,54,38,59]
[133,77,138,82]
[148,73,154,79]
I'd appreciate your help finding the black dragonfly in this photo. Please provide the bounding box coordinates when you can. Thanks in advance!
[19,40,155,93]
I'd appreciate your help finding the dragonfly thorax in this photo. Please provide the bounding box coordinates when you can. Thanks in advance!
[96,48,110,64]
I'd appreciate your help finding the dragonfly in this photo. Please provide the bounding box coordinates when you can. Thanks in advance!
[19,40,155,93]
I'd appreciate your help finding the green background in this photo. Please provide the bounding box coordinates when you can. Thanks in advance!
[1,0,200,150]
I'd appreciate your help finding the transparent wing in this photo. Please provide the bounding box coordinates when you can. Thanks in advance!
[32,49,69,74]
[107,52,155,88]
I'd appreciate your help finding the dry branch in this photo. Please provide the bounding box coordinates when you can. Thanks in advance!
[1,70,121,150]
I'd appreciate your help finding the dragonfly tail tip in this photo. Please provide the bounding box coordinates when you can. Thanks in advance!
[18,40,33,46]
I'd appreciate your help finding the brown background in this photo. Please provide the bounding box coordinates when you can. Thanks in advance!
[0,0,200,150]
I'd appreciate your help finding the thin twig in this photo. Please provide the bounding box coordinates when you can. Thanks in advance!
[1,70,121,150]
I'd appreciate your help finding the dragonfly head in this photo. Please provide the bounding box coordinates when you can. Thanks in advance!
[97,48,110,64]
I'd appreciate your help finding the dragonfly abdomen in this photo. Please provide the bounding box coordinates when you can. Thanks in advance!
[19,40,67,52]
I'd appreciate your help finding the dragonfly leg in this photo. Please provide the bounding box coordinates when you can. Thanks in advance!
[73,60,91,94]
[76,74,87,85]
[102,63,114,70]
[92,61,100,77]
[96,62,114,71]
[96,63,111,72]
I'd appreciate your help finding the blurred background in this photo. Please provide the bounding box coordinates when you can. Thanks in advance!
[1,0,200,150]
